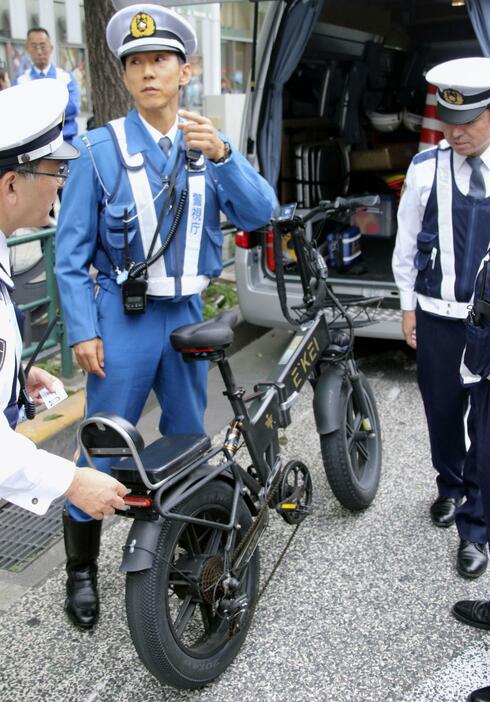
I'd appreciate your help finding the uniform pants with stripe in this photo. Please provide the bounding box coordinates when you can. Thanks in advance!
[67,281,208,522]
[416,306,486,543]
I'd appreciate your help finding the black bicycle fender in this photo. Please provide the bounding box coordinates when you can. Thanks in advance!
[120,518,162,573]
[313,366,345,435]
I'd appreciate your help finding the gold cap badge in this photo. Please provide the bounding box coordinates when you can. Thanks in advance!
[130,12,156,39]
[442,89,465,106]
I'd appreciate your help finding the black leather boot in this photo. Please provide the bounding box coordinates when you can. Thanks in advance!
[63,511,102,630]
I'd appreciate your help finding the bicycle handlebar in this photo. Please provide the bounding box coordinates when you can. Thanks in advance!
[299,195,381,226]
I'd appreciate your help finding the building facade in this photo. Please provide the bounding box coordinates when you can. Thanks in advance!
[0,1,264,118]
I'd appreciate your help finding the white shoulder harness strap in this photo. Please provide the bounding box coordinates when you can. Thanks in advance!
[107,117,208,297]
[435,147,456,302]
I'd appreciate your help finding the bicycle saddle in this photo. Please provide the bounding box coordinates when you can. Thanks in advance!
[171,310,238,351]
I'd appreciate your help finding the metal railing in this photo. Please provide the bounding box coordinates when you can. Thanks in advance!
[6,223,237,380]
[7,227,73,378]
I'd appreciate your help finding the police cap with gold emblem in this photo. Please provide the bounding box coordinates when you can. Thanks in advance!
[426,57,490,125]
[107,2,197,61]
[0,79,79,169]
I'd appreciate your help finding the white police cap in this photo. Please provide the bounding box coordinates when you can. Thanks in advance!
[426,57,490,125]
[0,79,79,169]
[107,2,197,61]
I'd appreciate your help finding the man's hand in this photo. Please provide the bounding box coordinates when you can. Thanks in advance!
[64,468,129,520]
[25,366,64,406]
[74,338,106,378]
[402,310,417,349]
[177,109,227,162]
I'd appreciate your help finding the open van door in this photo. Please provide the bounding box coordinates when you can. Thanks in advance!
[235,0,483,339]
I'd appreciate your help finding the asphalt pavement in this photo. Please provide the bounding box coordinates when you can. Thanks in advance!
[1,329,489,702]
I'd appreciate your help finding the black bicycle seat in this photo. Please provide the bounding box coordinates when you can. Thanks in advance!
[112,433,211,484]
[171,310,238,351]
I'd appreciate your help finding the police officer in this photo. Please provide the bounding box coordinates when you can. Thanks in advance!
[55,2,277,630]
[0,79,128,520]
[392,57,490,579]
[15,27,80,144]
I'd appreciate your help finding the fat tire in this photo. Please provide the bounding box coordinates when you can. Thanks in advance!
[320,372,381,510]
[125,480,259,689]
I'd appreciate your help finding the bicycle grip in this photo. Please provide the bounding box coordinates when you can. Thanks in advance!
[335,195,380,209]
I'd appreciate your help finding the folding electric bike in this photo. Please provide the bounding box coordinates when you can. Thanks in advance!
[78,195,382,689]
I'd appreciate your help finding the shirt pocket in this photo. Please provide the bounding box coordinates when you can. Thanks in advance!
[104,203,138,249]
[414,231,438,272]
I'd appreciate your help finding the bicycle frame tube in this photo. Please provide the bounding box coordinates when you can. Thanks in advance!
[215,313,330,487]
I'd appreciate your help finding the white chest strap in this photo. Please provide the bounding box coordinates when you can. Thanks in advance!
[436,148,456,302]
[109,117,207,297]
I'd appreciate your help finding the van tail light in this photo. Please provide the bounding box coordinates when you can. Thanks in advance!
[235,230,252,249]
[265,227,275,272]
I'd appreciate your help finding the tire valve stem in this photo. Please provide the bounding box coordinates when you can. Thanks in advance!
[224,420,242,455]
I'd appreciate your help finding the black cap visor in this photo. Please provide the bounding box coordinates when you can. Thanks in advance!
[437,102,488,125]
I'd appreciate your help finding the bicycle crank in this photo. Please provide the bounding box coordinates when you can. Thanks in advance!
[276,460,312,525]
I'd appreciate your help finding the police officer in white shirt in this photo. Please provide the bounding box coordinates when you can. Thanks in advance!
[393,57,490,579]
[0,79,129,520]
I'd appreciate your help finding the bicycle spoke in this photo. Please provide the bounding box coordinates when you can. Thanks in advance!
[203,528,222,556]
[182,524,202,556]
[174,594,197,638]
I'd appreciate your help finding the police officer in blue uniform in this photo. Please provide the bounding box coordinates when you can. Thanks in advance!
[393,57,490,579]
[55,2,277,629]
[15,27,80,144]
[0,79,128,520]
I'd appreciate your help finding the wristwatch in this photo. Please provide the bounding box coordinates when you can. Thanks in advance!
[212,141,231,164]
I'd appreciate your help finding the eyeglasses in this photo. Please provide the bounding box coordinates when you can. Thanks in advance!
[17,163,70,187]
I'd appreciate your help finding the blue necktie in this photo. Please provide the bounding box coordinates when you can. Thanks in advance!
[159,136,171,158]
[467,156,486,199]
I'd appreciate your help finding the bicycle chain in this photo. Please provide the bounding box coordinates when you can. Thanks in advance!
[228,465,301,636]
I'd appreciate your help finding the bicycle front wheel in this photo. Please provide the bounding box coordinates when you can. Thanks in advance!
[320,371,381,510]
[125,480,259,690]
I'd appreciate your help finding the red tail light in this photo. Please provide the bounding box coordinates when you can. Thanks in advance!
[235,230,252,249]
[124,496,152,508]
[265,227,275,272]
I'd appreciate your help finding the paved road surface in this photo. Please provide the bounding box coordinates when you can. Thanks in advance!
[0,331,489,701]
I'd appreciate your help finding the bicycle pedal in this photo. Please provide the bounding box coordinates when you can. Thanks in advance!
[278,501,297,510]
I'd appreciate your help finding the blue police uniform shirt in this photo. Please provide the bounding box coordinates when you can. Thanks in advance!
[15,64,80,142]
[56,108,277,347]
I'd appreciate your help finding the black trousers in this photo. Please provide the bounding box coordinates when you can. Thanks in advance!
[469,379,490,544]
[416,307,486,543]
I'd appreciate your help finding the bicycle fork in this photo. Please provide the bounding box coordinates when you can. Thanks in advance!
[346,358,375,436]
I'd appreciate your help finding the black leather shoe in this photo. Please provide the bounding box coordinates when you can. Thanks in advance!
[65,565,99,629]
[430,496,460,527]
[452,599,490,630]
[467,685,490,701]
[457,541,488,579]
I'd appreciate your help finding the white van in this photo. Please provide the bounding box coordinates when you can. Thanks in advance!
[233,0,482,337]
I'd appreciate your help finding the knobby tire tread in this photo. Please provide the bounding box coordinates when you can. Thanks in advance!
[320,373,381,511]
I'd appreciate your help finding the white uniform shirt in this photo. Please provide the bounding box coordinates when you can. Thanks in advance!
[392,140,490,317]
[0,232,75,514]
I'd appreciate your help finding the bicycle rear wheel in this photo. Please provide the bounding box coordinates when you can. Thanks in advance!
[320,371,381,510]
[125,480,259,689]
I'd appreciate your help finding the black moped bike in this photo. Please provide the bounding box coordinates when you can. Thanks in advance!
[78,195,382,689]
